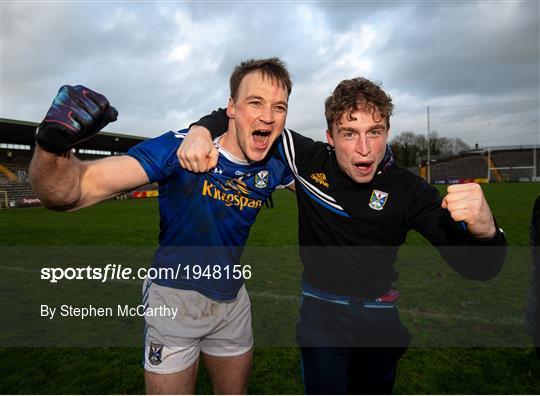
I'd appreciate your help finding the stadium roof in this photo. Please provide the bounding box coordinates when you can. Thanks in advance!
[0,118,148,152]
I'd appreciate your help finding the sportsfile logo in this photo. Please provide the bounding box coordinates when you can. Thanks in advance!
[202,179,263,210]
[310,172,329,188]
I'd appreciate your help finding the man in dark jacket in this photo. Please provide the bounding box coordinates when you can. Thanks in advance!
[526,195,540,357]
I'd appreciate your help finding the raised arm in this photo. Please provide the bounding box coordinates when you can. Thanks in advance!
[179,107,326,176]
[30,148,148,211]
[410,180,506,280]
[29,85,149,211]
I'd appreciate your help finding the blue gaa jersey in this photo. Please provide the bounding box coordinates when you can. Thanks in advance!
[128,130,293,301]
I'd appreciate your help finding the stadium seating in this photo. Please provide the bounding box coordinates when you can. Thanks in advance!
[424,148,538,183]
[490,149,538,181]
[429,154,488,182]
[0,149,32,182]
[0,181,38,208]
[0,148,158,208]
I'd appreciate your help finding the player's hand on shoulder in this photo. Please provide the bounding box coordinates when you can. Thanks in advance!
[177,124,218,173]
[36,85,118,154]
[441,182,497,239]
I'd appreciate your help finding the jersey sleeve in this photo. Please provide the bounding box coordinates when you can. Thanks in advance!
[191,108,229,139]
[407,178,507,281]
[278,163,294,187]
[127,131,184,183]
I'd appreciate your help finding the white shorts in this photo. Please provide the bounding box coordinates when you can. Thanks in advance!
[142,280,253,374]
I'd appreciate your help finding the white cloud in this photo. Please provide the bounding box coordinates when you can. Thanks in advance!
[1,1,538,146]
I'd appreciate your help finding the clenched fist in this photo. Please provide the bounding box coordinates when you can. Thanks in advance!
[36,85,118,153]
[177,125,218,173]
[441,183,497,239]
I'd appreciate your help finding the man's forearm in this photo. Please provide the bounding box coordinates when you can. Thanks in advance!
[29,146,83,210]
[439,228,507,281]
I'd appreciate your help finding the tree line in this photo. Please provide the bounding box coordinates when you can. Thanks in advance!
[390,131,470,168]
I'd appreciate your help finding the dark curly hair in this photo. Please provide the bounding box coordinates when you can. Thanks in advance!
[325,77,393,133]
[230,57,292,100]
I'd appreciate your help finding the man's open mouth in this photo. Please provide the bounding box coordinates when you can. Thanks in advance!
[252,130,271,149]
[354,161,374,174]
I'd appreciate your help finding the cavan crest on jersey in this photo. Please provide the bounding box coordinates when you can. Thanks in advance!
[254,170,269,188]
[369,190,389,211]
[148,342,163,365]
[128,130,293,301]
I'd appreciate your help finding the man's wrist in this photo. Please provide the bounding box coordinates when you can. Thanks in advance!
[188,122,211,135]
[472,226,506,246]
[189,125,212,138]
[35,126,72,155]
[474,225,497,240]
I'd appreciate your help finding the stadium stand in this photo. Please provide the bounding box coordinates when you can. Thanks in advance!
[490,148,539,182]
[429,153,488,183]
[0,118,158,208]
[420,146,538,184]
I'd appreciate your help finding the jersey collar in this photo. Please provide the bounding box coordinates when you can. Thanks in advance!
[213,135,250,165]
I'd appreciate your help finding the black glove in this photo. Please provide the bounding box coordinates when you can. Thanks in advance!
[36,85,118,153]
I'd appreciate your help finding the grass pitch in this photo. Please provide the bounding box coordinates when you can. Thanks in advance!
[0,182,539,394]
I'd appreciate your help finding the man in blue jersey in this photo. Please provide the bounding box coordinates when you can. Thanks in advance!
[29,58,294,394]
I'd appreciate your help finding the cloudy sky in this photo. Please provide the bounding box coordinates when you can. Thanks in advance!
[2,0,539,147]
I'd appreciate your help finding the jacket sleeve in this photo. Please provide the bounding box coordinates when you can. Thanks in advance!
[408,178,507,281]
[190,108,229,139]
[278,129,331,173]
